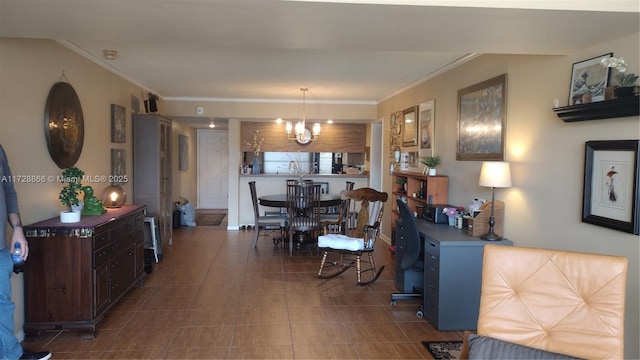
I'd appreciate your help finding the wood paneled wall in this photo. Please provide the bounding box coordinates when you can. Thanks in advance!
[240,122,366,153]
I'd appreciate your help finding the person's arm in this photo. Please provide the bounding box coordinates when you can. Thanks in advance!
[8,212,28,261]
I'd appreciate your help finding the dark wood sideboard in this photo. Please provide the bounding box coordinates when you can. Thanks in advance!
[22,205,146,340]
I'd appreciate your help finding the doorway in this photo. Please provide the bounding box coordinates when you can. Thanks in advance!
[197,130,229,209]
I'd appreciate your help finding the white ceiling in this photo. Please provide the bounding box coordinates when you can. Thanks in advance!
[1,0,638,123]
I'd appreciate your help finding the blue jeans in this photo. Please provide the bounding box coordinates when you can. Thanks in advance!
[0,248,21,360]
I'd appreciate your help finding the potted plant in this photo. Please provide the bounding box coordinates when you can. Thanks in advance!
[395,176,407,193]
[601,57,639,97]
[59,166,84,223]
[421,155,441,176]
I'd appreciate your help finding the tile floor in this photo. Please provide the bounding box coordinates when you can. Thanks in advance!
[22,216,463,359]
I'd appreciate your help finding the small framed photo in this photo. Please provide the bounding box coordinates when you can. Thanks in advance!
[582,140,639,234]
[568,53,612,105]
[419,99,435,156]
[402,106,418,146]
[111,104,126,143]
[457,74,506,161]
[408,151,418,167]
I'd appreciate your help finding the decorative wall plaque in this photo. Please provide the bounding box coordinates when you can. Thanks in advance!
[44,82,85,169]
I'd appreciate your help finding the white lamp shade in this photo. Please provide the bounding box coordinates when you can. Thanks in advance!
[479,161,512,188]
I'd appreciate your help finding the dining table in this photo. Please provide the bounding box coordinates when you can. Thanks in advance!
[258,193,342,252]
[258,193,342,208]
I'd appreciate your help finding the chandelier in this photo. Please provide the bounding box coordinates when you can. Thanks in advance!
[286,88,320,144]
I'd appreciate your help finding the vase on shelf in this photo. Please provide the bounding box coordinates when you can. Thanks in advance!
[252,157,260,174]
[614,86,635,98]
[447,216,456,227]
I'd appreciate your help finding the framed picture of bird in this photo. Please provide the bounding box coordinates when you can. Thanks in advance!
[582,139,639,235]
[568,53,612,105]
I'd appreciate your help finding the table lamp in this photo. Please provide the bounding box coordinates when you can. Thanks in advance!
[101,185,126,208]
[478,161,512,241]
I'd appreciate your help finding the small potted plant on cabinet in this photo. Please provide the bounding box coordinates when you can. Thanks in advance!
[395,176,407,193]
[59,166,84,223]
[421,155,441,176]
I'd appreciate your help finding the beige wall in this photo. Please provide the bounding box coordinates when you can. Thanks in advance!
[379,33,639,358]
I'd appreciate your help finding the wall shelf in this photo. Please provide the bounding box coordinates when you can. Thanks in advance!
[553,96,639,122]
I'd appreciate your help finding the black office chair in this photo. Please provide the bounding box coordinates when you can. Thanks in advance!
[390,199,424,318]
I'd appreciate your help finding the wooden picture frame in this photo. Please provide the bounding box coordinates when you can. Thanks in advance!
[408,151,418,167]
[402,106,418,146]
[457,74,506,161]
[179,134,189,171]
[568,53,612,105]
[582,140,639,234]
[111,104,126,143]
[419,99,435,156]
[111,149,126,186]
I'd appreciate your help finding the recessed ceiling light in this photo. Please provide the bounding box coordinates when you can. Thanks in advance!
[103,49,118,60]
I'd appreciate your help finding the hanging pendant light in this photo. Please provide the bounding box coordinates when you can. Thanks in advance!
[286,88,320,144]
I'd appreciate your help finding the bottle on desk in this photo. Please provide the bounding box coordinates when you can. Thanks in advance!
[419,181,425,199]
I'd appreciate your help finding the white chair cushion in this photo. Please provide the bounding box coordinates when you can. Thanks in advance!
[318,234,365,251]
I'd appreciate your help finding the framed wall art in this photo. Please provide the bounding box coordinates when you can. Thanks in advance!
[111,104,126,143]
[408,151,418,167]
[402,106,418,146]
[111,149,126,186]
[582,140,639,234]
[130,95,140,114]
[179,134,189,171]
[568,53,612,105]
[457,74,506,161]
[419,99,435,156]
[44,81,85,169]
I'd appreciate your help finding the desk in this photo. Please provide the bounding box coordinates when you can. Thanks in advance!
[415,219,513,331]
[258,193,342,208]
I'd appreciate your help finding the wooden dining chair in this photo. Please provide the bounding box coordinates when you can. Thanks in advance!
[320,181,355,234]
[317,187,388,285]
[286,183,321,256]
[249,181,287,248]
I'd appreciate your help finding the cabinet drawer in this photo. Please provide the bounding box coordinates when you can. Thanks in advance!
[424,239,440,259]
[93,246,110,268]
[110,217,138,239]
[93,231,111,251]
[110,244,137,301]
[110,244,136,273]
[110,228,142,256]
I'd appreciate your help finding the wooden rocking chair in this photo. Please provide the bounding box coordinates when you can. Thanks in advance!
[317,187,388,285]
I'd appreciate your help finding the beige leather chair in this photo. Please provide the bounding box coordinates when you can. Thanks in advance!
[461,244,627,360]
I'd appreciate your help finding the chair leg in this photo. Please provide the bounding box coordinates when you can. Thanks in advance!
[318,251,329,276]
[289,229,294,256]
[355,252,385,286]
[251,225,260,248]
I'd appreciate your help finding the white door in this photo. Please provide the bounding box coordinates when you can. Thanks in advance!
[197,130,229,209]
